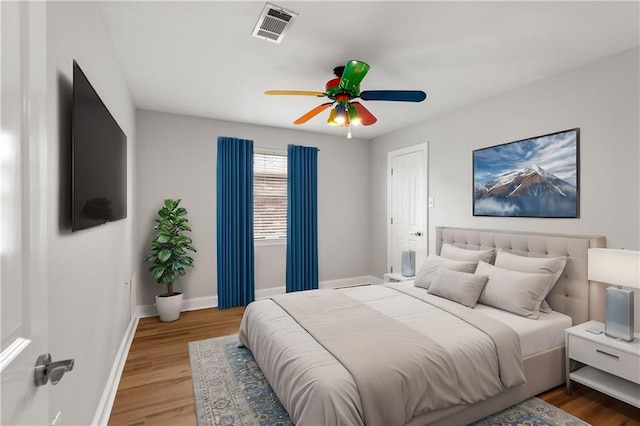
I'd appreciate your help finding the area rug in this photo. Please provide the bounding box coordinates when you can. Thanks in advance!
[188,334,589,426]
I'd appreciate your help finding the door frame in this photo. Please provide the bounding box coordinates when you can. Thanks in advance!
[0,1,49,424]
[386,143,429,274]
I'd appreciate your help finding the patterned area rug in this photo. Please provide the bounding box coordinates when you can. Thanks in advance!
[470,397,589,426]
[188,334,589,426]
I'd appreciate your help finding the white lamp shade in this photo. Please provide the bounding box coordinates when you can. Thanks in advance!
[588,248,640,289]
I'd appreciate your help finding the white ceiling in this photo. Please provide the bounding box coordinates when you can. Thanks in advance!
[98,1,640,139]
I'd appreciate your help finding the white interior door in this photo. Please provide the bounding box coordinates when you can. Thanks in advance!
[0,2,50,424]
[387,143,428,276]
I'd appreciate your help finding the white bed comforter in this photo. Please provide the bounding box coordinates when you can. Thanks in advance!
[239,284,525,426]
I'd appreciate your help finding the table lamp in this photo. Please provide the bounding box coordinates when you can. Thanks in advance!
[588,248,640,341]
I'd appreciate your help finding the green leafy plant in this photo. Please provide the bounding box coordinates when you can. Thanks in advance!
[144,199,196,296]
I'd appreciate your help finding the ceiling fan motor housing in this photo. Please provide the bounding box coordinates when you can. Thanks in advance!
[326,77,358,99]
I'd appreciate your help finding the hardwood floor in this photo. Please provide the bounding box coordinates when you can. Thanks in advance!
[108,307,245,426]
[538,384,640,426]
[109,307,640,425]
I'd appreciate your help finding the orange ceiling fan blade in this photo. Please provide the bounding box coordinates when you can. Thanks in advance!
[265,90,326,97]
[351,102,377,126]
[294,102,333,125]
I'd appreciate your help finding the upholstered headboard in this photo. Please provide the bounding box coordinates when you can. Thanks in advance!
[436,227,606,325]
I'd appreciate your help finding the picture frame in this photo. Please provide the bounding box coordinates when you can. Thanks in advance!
[473,128,579,218]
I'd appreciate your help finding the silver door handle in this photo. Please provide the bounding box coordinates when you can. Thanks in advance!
[34,353,75,386]
[411,231,423,236]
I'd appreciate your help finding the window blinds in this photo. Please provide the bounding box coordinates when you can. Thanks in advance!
[254,151,287,240]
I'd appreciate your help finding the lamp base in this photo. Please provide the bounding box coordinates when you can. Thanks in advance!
[605,287,635,342]
[401,250,415,277]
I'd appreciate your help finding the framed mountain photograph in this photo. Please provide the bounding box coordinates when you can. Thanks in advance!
[473,129,579,218]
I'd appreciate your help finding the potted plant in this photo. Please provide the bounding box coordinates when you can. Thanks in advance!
[145,199,196,322]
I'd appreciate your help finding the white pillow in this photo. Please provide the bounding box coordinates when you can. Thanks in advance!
[476,261,554,319]
[494,249,567,314]
[441,244,495,264]
[414,255,478,290]
[428,269,489,308]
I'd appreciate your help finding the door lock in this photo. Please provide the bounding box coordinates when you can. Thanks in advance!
[34,353,75,386]
[411,231,423,237]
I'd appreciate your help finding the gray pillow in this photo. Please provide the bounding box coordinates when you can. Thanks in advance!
[428,269,489,308]
[441,244,495,264]
[476,261,554,319]
[494,249,567,314]
[414,255,477,290]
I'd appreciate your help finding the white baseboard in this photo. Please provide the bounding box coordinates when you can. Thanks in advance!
[91,315,139,426]
[256,275,384,297]
[183,295,219,312]
[320,275,383,288]
[135,295,219,318]
[136,275,383,317]
[256,286,285,299]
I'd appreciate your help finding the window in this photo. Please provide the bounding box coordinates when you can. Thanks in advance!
[254,150,287,241]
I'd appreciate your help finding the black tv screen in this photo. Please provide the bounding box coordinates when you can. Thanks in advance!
[72,60,127,231]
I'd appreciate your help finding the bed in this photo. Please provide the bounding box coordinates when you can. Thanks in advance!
[239,227,606,425]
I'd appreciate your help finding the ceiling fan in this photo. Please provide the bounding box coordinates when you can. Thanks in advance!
[265,60,426,136]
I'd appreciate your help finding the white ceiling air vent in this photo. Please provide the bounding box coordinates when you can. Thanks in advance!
[251,3,298,44]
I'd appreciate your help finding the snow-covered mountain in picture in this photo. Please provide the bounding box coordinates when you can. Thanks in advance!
[474,164,577,217]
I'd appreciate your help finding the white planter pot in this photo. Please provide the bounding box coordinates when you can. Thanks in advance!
[155,292,183,322]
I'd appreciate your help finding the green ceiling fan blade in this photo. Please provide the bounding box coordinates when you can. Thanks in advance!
[339,60,370,95]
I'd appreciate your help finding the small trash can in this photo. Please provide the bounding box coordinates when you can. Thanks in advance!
[401,250,415,277]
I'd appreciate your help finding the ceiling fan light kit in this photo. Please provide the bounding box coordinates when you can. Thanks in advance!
[265,60,427,137]
[326,108,338,126]
[348,106,361,125]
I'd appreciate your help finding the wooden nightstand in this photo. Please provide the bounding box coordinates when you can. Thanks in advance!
[565,320,640,408]
[383,272,414,283]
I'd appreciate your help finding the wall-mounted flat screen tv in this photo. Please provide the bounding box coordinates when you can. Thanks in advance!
[72,60,127,231]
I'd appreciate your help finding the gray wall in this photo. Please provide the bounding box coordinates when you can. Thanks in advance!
[371,48,640,278]
[135,110,371,306]
[46,2,136,425]
[40,4,639,421]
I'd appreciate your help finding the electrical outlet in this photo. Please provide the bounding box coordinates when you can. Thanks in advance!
[51,411,61,426]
